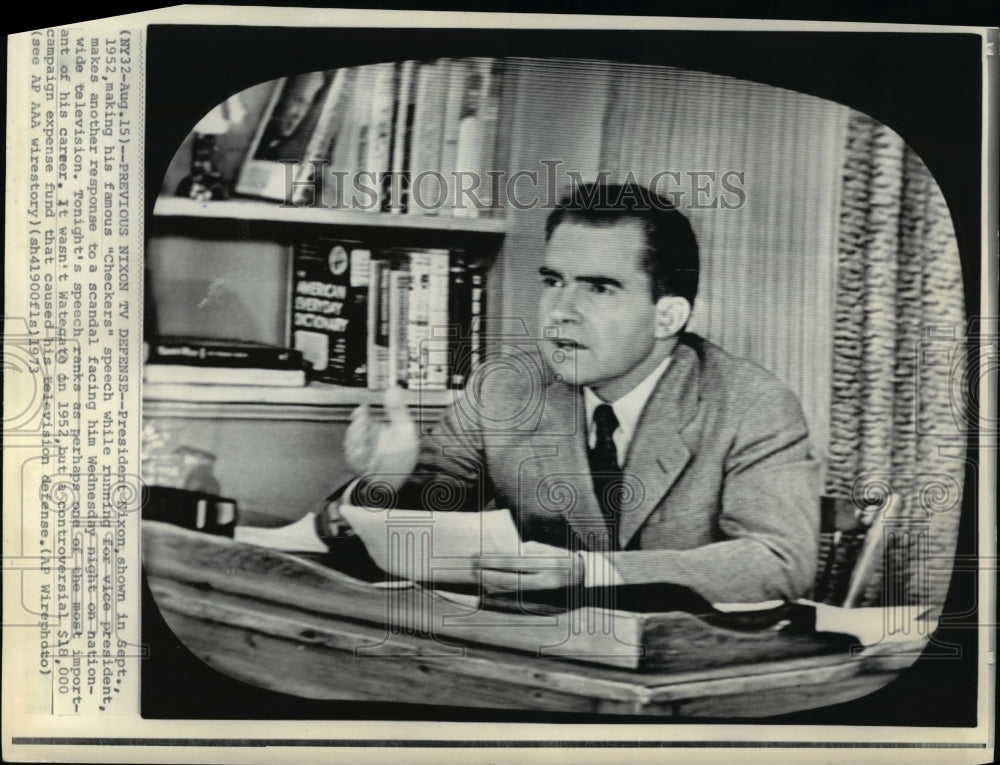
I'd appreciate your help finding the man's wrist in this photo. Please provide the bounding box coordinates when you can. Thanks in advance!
[577,551,625,588]
[314,501,339,548]
[316,479,361,549]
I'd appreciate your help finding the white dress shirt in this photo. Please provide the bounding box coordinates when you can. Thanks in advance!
[578,355,672,587]
[582,355,673,465]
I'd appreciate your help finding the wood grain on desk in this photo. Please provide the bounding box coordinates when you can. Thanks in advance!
[142,521,927,716]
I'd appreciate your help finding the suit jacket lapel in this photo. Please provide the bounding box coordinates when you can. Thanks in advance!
[528,382,612,549]
[617,340,702,548]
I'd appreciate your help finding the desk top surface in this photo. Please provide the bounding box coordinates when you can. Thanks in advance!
[142,521,928,716]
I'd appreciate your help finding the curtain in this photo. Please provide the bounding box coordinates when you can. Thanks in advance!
[826,113,966,614]
[598,67,966,617]
[598,64,848,468]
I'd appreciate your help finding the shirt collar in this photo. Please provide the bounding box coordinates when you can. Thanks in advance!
[583,355,672,440]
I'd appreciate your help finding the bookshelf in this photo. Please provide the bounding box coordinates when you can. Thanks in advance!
[144,193,496,517]
[144,380,455,420]
[146,57,512,413]
[142,57,608,521]
[147,194,505,414]
[153,198,508,235]
[144,197,504,413]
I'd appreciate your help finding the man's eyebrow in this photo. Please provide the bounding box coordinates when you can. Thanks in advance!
[575,275,624,289]
[539,267,624,290]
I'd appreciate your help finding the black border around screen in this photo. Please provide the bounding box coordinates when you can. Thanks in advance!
[141,23,984,727]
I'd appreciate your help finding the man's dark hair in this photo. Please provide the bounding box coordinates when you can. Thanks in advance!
[544,181,699,305]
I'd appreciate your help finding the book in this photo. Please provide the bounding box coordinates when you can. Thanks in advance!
[319,66,358,209]
[388,262,411,388]
[291,238,371,385]
[292,68,355,206]
[344,249,371,387]
[365,62,397,213]
[403,248,451,390]
[452,61,482,219]
[453,58,501,219]
[366,258,391,390]
[150,337,304,369]
[406,250,432,389]
[407,60,448,216]
[439,59,468,217]
[143,364,306,387]
[485,59,510,221]
[425,249,451,390]
[327,65,375,212]
[473,58,502,216]
[447,257,473,389]
[389,60,416,214]
[469,262,486,372]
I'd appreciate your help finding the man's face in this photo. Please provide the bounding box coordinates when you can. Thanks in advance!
[539,220,662,401]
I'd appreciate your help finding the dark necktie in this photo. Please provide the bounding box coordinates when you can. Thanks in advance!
[587,403,622,549]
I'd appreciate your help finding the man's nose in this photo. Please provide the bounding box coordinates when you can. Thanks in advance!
[547,285,581,323]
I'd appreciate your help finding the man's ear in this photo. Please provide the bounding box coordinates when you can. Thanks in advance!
[654,296,691,339]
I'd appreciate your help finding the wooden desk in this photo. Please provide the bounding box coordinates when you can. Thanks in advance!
[142,522,927,717]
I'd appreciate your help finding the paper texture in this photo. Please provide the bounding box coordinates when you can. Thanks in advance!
[1,7,994,765]
[339,502,521,582]
[808,601,935,647]
[232,513,330,553]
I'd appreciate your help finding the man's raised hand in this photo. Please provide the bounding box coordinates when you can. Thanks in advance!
[343,386,420,491]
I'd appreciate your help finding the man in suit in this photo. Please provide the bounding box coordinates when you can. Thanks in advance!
[324,182,820,604]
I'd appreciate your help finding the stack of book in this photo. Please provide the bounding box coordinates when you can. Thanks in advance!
[291,239,372,387]
[291,236,487,391]
[144,337,308,387]
[234,58,505,218]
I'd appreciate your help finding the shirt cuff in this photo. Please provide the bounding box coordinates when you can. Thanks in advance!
[577,551,625,588]
[340,478,362,508]
[316,478,362,548]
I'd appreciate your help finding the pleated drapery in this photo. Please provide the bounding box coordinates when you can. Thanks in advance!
[826,113,966,613]
[597,69,966,616]
[598,64,848,468]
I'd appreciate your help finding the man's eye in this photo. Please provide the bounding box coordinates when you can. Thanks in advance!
[541,276,561,288]
[589,283,613,295]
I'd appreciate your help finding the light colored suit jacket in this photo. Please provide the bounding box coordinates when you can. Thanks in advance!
[380,334,820,603]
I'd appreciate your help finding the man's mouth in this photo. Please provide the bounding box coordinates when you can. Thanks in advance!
[553,339,587,351]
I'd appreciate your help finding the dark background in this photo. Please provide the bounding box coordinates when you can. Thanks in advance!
[138,20,988,728]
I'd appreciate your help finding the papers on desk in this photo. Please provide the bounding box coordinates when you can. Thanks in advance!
[714,600,786,613]
[231,515,933,651]
[804,600,934,646]
[233,513,330,554]
[716,599,934,646]
[338,502,521,582]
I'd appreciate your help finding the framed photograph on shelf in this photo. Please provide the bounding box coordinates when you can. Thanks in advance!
[235,69,351,202]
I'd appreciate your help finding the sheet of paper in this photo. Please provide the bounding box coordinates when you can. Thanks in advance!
[713,600,786,612]
[339,503,521,582]
[233,513,330,554]
[800,599,934,646]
